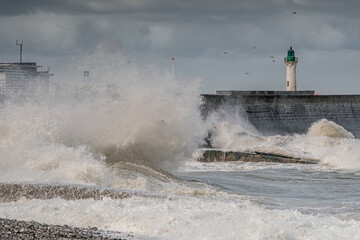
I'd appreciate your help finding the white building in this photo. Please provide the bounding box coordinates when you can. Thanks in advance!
[0,62,49,98]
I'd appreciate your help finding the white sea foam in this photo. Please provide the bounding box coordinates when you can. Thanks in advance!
[0,46,206,194]
[208,119,360,170]
[0,196,358,240]
[307,118,354,139]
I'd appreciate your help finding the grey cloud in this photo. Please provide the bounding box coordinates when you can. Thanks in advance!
[1,0,360,94]
[0,0,309,16]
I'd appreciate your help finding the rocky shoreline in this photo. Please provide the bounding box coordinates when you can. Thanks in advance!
[0,218,139,240]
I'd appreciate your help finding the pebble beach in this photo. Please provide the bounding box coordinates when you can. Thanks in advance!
[0,218,139,240]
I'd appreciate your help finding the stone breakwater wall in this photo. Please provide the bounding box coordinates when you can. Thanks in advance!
[198,149,319,164]
[200,94,360,137]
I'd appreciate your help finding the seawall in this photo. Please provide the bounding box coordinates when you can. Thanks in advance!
[200,93,360,137]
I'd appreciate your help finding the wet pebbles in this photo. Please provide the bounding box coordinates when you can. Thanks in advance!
[0,218,137,239]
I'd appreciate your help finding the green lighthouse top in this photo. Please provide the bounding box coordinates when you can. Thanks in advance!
[285,46,297,62]
[288,46,295,57]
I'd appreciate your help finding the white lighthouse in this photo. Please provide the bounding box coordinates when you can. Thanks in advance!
[284,46,298,91]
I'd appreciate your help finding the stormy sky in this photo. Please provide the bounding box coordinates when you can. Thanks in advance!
[0,0,360,94]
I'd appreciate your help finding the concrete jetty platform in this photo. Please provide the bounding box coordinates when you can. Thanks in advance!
[197,149,319,164]
[200,91,360,137]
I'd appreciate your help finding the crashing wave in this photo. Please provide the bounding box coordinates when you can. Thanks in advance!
[307,119,354,139]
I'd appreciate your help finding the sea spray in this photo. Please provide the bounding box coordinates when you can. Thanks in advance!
[0,46,206,191]
[210,121,264,150]
[307,119,354,139]
[208,118,360,170]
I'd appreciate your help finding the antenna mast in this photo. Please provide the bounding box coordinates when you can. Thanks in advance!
[172,57,175,80]
[16,40,23,63]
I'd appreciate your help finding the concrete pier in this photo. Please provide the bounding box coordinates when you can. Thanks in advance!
[200,92,360,137]
[197,149,319,164]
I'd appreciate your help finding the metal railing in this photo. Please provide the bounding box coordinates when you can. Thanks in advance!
[284,57,298,62]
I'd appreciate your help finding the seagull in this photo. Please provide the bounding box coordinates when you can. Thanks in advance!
[270,56,274,58]
[221,51,229,59]
[292,11,296,14]
[272,60,276,63]
[253,46,256,49]
[244,72,251,75]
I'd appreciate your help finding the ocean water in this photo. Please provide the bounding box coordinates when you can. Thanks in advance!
[1,50,360,239]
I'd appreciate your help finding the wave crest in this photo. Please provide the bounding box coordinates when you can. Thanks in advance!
[307,119,354,139]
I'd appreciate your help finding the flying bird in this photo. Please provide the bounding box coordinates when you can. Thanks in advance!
[244,72,251,75]
[292,11,297,14]
[270,56,274,58]
[221,51,229,59]
[272,60,276,63]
